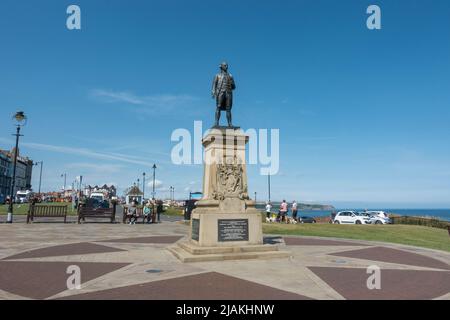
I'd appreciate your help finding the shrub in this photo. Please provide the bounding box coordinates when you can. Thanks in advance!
[390,216,450,230]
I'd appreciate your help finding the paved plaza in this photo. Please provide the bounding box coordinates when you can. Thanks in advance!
[0,218,449,300]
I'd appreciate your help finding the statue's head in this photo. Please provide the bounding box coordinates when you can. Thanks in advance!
[220,62,228,72]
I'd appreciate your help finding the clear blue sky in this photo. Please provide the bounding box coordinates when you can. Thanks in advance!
[1,0,450,208]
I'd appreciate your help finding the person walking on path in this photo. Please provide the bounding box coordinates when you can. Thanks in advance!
[156,200,163,223]
[265,202,272,220]
[291,200,298,222]
[280,200,288,223]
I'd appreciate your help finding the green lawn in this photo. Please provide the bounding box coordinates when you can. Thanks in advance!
[263,223,450,253]
[0,203,77,215]
[164,207,184,216]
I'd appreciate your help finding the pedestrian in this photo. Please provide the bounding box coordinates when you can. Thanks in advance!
[156,200,163,223]
[291,200,298,221]
[280,200,288,223]
[265,201,272,220]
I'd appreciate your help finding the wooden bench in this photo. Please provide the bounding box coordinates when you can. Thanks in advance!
[123,206,154,224]
[78,203,116,224]
[27,204,68,223]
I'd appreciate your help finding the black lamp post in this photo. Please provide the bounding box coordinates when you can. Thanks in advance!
[254,191,257,204]
[152,164,157,200]
[7,111,27,223]
[34,161,43,195]
[142,172,146,203]
[78,175,83,199]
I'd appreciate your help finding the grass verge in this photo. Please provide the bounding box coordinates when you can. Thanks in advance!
[164,207,184,216]
[263,223,450,253]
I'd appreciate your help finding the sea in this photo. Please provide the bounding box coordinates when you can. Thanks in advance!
[255,204,450,222]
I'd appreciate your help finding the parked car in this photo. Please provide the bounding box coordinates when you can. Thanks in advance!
[333,211,371,224]
[362,212,392,224]
[366,211,388,218]
[298,216,316,223]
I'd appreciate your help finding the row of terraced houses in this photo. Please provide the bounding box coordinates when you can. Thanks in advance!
[0,148,33,203]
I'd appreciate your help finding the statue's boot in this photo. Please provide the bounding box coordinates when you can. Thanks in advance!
[227,111,232,127]
[215,109,221,127]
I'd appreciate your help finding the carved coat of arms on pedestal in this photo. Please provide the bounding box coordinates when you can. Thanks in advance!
[212,163,249,201]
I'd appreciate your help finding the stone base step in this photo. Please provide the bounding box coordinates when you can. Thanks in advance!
[168,242,290,263]
[177,241,280,255]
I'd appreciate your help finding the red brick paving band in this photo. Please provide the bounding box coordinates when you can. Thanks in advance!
[59,272,312,300]
[308,266,450,300]
[98,236,183,244]
[330,246,450,270]
[0,261,130,299]
[284,237,368,246]
[2,243,126,260]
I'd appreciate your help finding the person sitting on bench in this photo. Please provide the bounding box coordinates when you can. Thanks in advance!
[143,200,153,224]
[127,200,138,225]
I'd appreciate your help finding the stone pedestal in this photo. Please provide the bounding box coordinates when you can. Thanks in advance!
[169,127,289,262]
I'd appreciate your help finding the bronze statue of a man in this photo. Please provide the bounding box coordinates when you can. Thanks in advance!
[212,62,236,127]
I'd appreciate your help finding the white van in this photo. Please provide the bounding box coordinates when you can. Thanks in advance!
[16,190,33,203]
[90,192,105,202]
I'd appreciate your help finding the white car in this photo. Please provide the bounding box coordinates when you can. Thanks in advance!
[333,211,371,224]
[362,211,392,224]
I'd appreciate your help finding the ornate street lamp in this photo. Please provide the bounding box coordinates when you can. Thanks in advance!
[7,111,27,223]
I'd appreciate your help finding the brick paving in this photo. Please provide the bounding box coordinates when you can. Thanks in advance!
[308,266,450,300]
[0,221,448,300]
[60,272,310,300]
[330,246,450,270]
[98,236,183,244]
[2,243,125,260]
[0,261,129,299]
[284,237,368,246]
